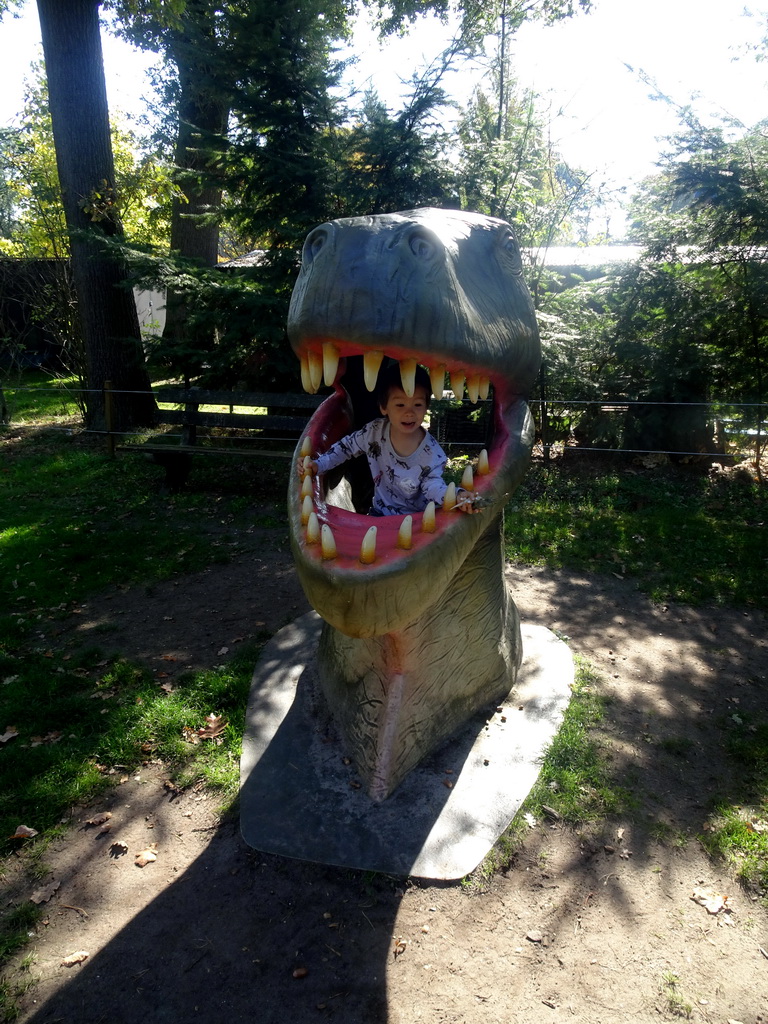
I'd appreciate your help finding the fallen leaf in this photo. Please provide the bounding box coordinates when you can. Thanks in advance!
[60,950,89,967]
[30,731,62,747]
[217,646,229,656]
[0,725,19,743]
[292,967,308,979]
[30,880,61,905]
[523,812,537,828]
[691,886,730,914]
[135,843,158,867]
[11,825,38,839]
[110,840,129,857]
[393,937,408,957]
[198,714,227,741]
[526,930,544,943]
[85,812,112,827]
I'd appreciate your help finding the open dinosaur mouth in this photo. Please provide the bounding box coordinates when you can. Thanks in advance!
[287,342,533,639]
[292,345,518,565]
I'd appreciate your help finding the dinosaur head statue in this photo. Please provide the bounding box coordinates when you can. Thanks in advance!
[287,208,540,639]
[286,208,540,799]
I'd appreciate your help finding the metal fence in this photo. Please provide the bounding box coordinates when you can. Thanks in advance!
[1,381,765,468]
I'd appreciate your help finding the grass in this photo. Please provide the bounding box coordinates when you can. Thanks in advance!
[659,971,693,1019]
[699,716,768,891]
[480,658,635,877]
[504,459,767,608]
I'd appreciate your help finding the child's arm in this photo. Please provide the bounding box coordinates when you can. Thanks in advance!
[297,421,377,478]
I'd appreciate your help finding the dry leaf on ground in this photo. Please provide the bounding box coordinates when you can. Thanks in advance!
[10,825,38,839]
[198,713,227,741]
[60,950,89,967]
[691,886,731,914]
[0,725,19,743]
[30,880,61,905]
[30,730,63,747]
[85,812,112,827]
[134,843,158,867]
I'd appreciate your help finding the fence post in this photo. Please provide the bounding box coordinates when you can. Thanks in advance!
[539,359,550,463]
[104,380,115,457]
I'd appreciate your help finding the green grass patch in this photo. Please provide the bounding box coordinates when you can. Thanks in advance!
[483,657,634,875]
[1,371,83,424]
[504,460,767,608]
[0,429,290,655]
[0,639,264,845]
[699,717,768,893]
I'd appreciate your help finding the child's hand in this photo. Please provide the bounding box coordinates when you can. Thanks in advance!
[455,488,483,514]
[297,456,318,478]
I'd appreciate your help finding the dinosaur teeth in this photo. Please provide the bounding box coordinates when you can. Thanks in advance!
[321,524,337,559]
[306,511,320,544]
[323,342,339,386]
[301,494,313,525]
[478,448,490,475]
[300,436,313,457]
[359,525,377,564]
[301,474,313,498]
[400,357,417,397]
[300,353,315,394]
[297,348,494,406]
[461,465,474,490]
[422,501,436,532]
[450,369,465,400]
[443,482,457,512]
[397,515,413,550]
[429,363,446,399]
[364,350,384,391]
[307,349,323,392]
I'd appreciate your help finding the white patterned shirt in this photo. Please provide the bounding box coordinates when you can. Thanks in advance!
[314,417,449,515]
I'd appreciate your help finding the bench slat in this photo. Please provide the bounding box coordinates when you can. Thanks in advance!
[117,444,293,459]
[155,410,311,431]
[155,389,324,409]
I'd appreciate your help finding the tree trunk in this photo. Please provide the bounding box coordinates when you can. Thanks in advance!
[37,0,155,431]
[161,10,230,376]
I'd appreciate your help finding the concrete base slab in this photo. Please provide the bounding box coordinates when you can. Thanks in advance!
[240,612,573,880]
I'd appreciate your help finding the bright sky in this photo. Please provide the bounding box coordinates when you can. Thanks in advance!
[1,0,766,199]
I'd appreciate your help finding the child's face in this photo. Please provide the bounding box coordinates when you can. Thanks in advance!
[379,386,428,434]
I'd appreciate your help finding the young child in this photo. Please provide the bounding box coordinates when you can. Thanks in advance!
[304,364,478,516]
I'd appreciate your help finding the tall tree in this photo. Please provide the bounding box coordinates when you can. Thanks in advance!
[35,0,155,430]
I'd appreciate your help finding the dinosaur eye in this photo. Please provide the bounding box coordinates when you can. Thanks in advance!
[303,227,329,264]
[408,230,437,260]
[499,229,523,274]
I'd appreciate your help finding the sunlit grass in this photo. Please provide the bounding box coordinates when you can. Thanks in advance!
[0,371,82,424]
[480,658,635,877]
[504,460,767,608]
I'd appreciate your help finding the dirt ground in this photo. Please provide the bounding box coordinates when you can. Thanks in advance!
[3,526,768,1024]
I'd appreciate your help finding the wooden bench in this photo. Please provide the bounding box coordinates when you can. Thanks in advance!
[114,387,323,487]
